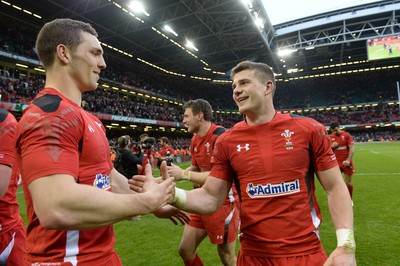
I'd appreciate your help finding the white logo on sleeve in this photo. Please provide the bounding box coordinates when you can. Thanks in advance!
[237,144,250,152]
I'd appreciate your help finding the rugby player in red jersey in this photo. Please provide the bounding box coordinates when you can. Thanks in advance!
[0,109,26,266]
[330,121,356,200]
[14,18,186,265]
[132,61,356,266]
[167,99,239,266]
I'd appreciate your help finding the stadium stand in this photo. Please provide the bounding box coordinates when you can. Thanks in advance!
[0,9,399,142]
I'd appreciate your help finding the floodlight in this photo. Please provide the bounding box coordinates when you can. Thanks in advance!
[277,48,297,57]
[254,16,264,29]
[164,25,178,37]
[128,1,149,16]
[185,40,198,52]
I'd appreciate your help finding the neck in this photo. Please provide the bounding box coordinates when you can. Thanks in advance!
[245,107,276,126]
[197,121,212,137]
[45,69,83,106]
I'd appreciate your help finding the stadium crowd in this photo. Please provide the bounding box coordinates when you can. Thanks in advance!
[1,14,400,144]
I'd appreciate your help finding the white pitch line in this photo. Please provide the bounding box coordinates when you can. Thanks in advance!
[355,173,400,176]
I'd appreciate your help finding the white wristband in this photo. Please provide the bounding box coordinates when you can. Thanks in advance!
[336,229,356,252]
[181,169,191,180]
[172,188,187,209]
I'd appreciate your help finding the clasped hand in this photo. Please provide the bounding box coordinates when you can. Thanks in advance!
[128,162,190,225]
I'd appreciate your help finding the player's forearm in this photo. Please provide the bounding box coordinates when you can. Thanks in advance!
[30,178,158,230]
[346,145,355,161]
[182,188,221,215]
[181,170,208,185]
[173,176,227,215]
[327,183,354,230]
[327,183,356,253]
[111,168,134,194]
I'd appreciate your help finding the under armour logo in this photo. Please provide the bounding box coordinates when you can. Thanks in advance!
[88,124,94,132]
[216,235,223,240]
[237,144,250,152]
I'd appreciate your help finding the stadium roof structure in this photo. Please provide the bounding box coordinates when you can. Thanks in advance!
[2,0,400,82]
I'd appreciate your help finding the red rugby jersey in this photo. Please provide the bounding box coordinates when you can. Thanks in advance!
[0,109,24,233]
[191,123,238,204]
[15,88,119,265]
[210,113,338,257]
[330,130,354,161]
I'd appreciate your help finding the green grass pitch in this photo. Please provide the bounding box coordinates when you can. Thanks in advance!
[16,142,400,265]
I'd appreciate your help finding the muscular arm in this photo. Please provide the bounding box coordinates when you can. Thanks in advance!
[317,166,353,230]
[28,172,173,230]
[346,144,355,161]
[177,175,230,215]
[0,164,12,197]
[110,167,132,194]
[167,164,208,185]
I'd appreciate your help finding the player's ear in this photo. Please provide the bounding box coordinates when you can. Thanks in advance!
[265,80,274,96]
[56,44,70,64]
[198,112,203,120]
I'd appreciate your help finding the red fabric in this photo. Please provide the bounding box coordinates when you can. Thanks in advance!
[184,253,204,266]
[210,113,337,257]
[0,110,26,266]
[237,249,327,266]
[15,88,120,265]
[188,200,240,244]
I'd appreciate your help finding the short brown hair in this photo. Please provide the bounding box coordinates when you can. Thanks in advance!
[231,61,275,85]
[183,99,213,122]
[160,137,169,144]
[35,18,98,68]
[139,133,149,141]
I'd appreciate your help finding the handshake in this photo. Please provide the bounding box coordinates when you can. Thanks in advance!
[128,161,190,225]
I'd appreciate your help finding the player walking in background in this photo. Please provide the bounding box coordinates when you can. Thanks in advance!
[132,61,356,265]
[157,136,175,168]
[13,18,184,265]
[0,108,26,266]
[330,121,356,200]
[167,99,239,266]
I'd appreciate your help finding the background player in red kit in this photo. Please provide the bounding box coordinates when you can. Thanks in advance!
[0,108,26,266]
[167,99,239,266]
[14,18,185,265]
[330,121,356,200]
[156,137,175,168]
[132,61,356,266]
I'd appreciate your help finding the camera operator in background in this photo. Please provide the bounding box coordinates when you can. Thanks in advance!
[138,133,156,174]
[156,137,175,168]
[116,135,143,179]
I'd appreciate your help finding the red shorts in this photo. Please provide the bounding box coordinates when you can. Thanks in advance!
[0,219,26,266]
[188,200,240,244]
[237,249,327,266]
[338,160,355,175]
[25,250,122,266]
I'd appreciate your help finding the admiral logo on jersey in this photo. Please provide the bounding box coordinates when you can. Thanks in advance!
[246,179,300,198]
[93,174,111,191]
